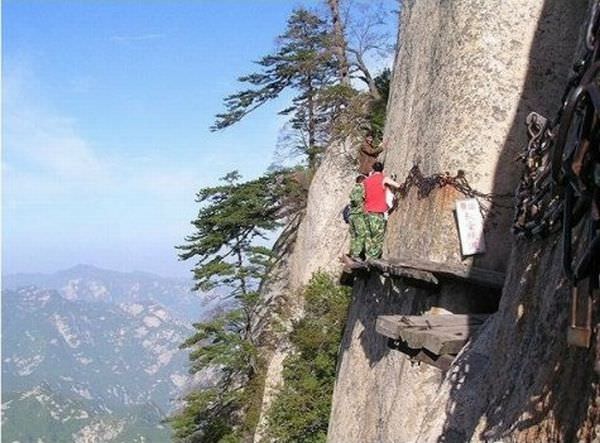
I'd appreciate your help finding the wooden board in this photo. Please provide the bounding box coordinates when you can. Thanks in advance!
[376,313,489,338]
[340,256,503,290]
[400,325,474,354]
[388,339,456,371]
[385,256,505,289]
[412,350,455,371]
[376,314,489,356]
[367,259,439,286]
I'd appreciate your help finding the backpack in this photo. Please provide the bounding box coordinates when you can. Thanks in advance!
[342,204,351,224]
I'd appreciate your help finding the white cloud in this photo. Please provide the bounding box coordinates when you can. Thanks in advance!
[7,111,108,182]
[2,62,204,204]
[4,63,109,186]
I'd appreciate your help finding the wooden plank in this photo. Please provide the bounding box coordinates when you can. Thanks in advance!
[376,316,403,339]
[388,338,455,371]
[368,259,439,286]
[397,313,488,329]
[400,325,475,355]
[387,266,439,286]
[386,256,505,289]
[376,314,489,339]
[412,350,455,371]
[345,261,369,271]
[378,314,488,356]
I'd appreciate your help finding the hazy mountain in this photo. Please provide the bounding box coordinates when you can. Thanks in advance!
[2,384,169,443]
[1,266,220,442]
[3,264,221,322]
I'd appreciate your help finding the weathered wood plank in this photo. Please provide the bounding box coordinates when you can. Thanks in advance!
[378,314,489,356]
[376,314,489,339]
[385,255,505,289]
[376,317,402,339]
[399,313,488,329]
[347,256,502,290]
[411,350,455,371]
[367,259,439,286]
[400,325,475,354]
[388,338,455,371]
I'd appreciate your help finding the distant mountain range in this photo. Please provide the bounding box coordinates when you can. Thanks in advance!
[3,264,218,322]
[2,265,221,442]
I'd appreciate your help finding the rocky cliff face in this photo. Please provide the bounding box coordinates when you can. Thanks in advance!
[287,140,357,289]
[253,139,357,440]
[329,1,597,442]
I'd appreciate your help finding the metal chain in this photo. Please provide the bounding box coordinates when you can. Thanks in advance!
[395,165,512,214]
[512,112,563,237]
[513,1,600,286]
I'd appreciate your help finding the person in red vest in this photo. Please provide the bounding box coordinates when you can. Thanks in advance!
[363,161,400,259]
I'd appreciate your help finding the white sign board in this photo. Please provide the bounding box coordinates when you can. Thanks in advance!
[455,198,486,256]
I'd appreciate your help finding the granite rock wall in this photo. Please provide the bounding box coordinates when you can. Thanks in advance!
[328,1,594,442]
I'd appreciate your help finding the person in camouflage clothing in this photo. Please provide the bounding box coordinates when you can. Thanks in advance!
[363,162,400,259]
[348,175,368,259]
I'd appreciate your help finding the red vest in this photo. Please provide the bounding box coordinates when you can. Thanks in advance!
[364,173,387,213]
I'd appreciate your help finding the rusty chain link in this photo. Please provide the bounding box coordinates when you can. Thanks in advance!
[394,165,511,215]
[513,2,600,288]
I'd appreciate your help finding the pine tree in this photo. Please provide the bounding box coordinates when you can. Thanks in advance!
[327,0,351,87]
[171,171,289,442]
[212,8,337,169]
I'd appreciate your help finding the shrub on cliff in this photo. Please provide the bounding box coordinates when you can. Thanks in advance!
[265,272,350,442]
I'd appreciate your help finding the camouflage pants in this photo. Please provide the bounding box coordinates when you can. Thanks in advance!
[365,212,386,259]
[349,213,368,258]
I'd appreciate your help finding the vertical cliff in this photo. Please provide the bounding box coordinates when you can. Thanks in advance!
[329,1,598,442]
[253,139,357,441]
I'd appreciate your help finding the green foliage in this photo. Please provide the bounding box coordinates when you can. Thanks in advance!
[315,68,391,144]
[212,8,337,168]
[171,166,310,442]
[212,8,334,130]
[171,170,303,442]
[170,388,238,443]
[369,68,391,141]
[265,273,350,442]
[212,3,396,168]
[177,171,283,293]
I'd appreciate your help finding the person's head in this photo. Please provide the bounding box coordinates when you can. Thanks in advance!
[372,162,384,173]
[356,174,366,183]
[366,134,373,143]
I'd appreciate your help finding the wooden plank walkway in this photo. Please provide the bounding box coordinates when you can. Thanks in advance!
[376,314,490,370]
[339,256,505,290]
[384,256,505,289]
[339,256,439,288]
[367,259,439,286]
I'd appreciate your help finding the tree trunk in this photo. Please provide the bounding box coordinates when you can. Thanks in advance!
[327,0,351,87]
[307,78,317,169]
[349,48,381,101]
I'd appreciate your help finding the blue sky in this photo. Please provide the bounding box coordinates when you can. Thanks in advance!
[3,1,396,278]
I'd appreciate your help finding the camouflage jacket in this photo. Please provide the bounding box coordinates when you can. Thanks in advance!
[349,183,365,215]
